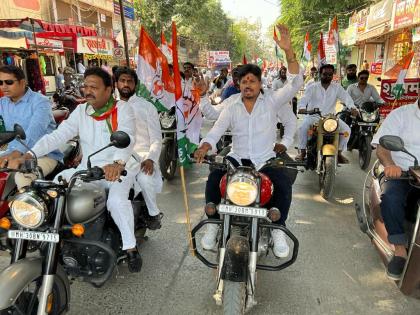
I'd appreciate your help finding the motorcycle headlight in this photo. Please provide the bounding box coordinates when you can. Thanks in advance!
[323,118,338,133]
[160,112,176,129]
[226,173,258,206]
[361,109,379,122]
[9,192,47,229]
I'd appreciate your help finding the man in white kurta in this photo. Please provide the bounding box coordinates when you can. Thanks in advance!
[21,68,142,272]
[115,67,163,229]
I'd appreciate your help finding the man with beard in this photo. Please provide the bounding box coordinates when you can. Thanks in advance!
[347,70,384,106]
[115,67,163,229]
[194,24,303,258]
[220,66,241,101]
[19,67,142,272]
[296,64,358,164]
[341,64,358,90]
[272,66,288,91]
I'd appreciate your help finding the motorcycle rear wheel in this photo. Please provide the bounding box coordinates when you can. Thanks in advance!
[223,280,246,315]
[358,136,372,171]
[159,141,177,180]
[319,156,336,200]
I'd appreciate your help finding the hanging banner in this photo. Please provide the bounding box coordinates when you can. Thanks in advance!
[207,51,231,68]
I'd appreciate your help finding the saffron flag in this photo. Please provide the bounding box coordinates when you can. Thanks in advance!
[317,32,326,68]
[172,22,202,167]
[242,54,247,65]
[160,31,173,63]
[303,32,312,62]
[327,16,339,51]
[384,51,415,100]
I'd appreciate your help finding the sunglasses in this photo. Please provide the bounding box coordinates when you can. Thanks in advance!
[0,79,18,86]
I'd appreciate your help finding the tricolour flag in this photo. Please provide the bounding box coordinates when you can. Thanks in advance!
[136,27,175,112]
[303,32,312,62]
[160,31,173,63]
[172,22,202,167]
[327,16,339,52]
[384,51,415,100]
[317,32,326,68]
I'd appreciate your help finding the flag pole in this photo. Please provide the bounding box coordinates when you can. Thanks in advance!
[180,166,195,256]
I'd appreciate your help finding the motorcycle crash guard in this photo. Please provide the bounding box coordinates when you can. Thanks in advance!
[220,235,249,282]
[322,144,336,156]
[0,257,70,310]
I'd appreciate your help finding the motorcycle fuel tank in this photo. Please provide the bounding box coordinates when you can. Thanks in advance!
[66,181,107,225]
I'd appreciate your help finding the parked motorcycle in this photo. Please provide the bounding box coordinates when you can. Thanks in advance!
[0,126,151,314]
[300,108,344,199]
[355,135,420,298]
[159,108,177,180]
[343,102,380,170]
[192,156,302,314]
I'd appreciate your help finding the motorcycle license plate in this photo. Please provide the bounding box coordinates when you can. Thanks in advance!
[219,204,267,218]
[358,122,378,126]
[8,230,59,243]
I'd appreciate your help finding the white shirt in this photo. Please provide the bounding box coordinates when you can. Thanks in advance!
[347,83,384,106]
[201,72,303,166]
[32,102,136,169]
[272,78,287,91]
[77,62,86,74]
[200,92,297,149]
[119,95,162,165]
[372,101,420,171]
[298,81,355,114]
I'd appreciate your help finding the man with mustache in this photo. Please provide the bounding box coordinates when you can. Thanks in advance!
[194,24,303,258]
[115,67,163,230]
[19,67,142,272]
[341,64,358,90]
[296,64,358,164]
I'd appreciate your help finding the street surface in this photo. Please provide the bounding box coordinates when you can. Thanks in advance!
[1,119,420,315]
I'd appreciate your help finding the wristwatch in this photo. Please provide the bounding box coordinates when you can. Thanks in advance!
[113,160,126,166]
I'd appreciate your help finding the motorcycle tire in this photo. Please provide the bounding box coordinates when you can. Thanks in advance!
[0,274,69,315]
[358,136,372,171]
[223,280,246,315]
[159,141,177,180]
[319,156,336,200]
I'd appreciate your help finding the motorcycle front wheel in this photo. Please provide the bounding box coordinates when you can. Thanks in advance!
[358,136,372,171]
[223,280,246,315]
[0,275,69,315]
[159,141,177,180]
[319,156,336,200]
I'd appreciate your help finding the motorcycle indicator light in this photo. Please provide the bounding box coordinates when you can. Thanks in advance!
[0,217,11,230]
[343,131,350,138]
[71,224,85,237]
[323,118,338,133]
[268,207,281,222]
[47,190,58,198]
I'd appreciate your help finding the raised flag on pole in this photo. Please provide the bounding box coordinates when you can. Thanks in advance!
[327,16,339,52]
[136,27,175,112]
[317,32,326,68]
[384,51,415,100]
[172,22,202,167]
[303,32,312,62]
[160,31,173,63]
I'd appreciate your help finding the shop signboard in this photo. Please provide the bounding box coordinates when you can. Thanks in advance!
[207,51,231,68]
[380,78,420,117]
[367,0,393,29]
[413,25,420,42]
[357,8,369,34]
[370,62,383,75]
[27,38,64,52]
[394,0,419,30]
[77,37,113,55]
[113,0,135,20]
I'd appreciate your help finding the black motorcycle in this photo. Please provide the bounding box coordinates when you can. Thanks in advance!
[192,156,302,314]
[0,126,151,314]
[344,102,380,170]
[159,107,178,180]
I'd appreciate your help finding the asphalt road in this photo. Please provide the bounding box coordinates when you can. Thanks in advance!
[1,120,420,315]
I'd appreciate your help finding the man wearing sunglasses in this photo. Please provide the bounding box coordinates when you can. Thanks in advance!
[0,65,62,188]
[347,70,384,107]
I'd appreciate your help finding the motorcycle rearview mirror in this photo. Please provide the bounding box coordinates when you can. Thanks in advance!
[379,135,419,166]
[110,131,130,149]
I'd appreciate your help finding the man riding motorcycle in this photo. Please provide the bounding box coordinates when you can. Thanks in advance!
[115,67,163,230]
[194,24,303,258]
[347,70,385,106]
[296,64,358,164]
[371,98,420,280]
[16,67,142,272]
[0,65,62,189]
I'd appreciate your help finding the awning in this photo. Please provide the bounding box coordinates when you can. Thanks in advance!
[0,27,33,39]
[357,24,390,42]
[0,37,29,49]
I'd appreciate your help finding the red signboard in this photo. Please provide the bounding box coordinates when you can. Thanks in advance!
[370,62,383,75]
[394,0,418,30]
[380,78,419,117]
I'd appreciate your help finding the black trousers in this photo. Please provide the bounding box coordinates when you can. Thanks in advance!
[205,157,293,225]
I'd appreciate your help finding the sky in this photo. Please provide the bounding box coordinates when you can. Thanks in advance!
[221,0,280,33]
